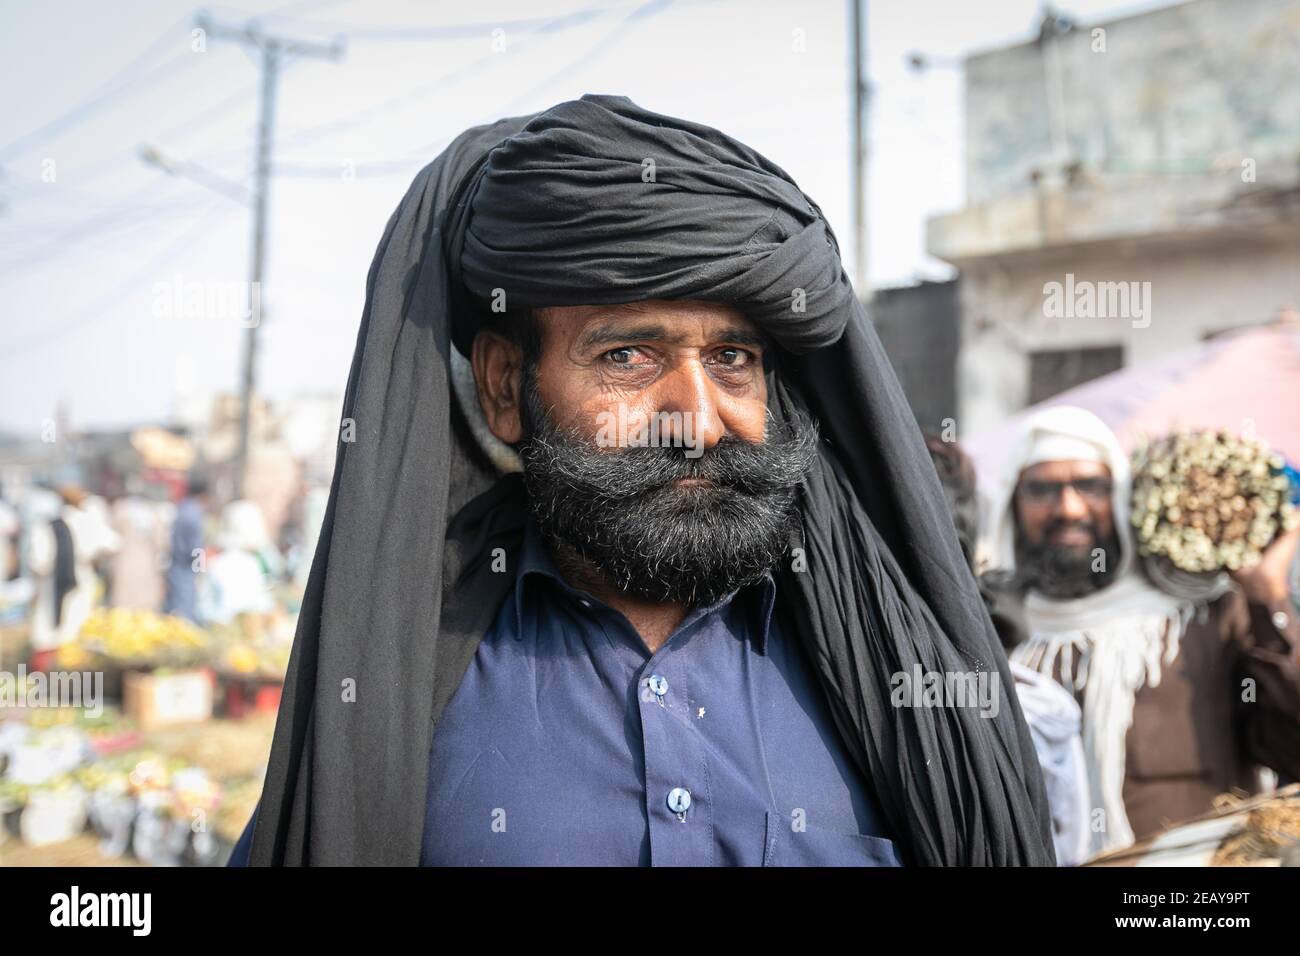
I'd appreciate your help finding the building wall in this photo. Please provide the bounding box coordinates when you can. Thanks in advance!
[964,0,1300,205]
[928,0,1300,435]
[870,279,959,434]
[956,233,1300,434]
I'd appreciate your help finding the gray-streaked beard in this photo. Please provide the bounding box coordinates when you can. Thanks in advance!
[516,372,819,606]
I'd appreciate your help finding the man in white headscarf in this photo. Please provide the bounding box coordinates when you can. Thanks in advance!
[982,406,1300,858]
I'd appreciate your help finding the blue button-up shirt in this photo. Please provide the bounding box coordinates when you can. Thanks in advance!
[419,516,902,867]
[227,516,903,867]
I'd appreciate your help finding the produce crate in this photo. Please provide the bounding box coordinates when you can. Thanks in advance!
[122,669,215,732]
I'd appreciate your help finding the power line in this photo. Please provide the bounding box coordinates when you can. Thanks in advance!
[190,12,344,499]
[249,0,351,24]
[254,4,616,41]
[265,7,622,155]
[0,176,239,272]
[0,21,323,283]
[156,83,257,143]
[0,195,237,357]
[271,157,428,178]
[0,0,702,365]
[120,1,682,189]
[0,204,218,274]
[0,80,261,216]
[0,0,335,177]
[0,18,202,164]
[268,0,688,166]
[493,0,678,116]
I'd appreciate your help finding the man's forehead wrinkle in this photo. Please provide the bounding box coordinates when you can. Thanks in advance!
[538,302,649,322]
[574,323,669,350]
[573,322,765,351]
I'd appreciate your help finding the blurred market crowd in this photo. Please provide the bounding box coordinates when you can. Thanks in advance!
[0,408,330,865]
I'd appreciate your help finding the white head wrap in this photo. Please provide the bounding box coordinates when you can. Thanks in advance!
[983,405,1196,857]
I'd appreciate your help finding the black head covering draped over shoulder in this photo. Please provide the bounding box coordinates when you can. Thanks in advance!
[249,94,1055,866]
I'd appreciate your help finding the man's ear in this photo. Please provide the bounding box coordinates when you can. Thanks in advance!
[470,330,524,445]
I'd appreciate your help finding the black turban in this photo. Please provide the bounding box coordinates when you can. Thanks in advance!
[248,94,1055,866]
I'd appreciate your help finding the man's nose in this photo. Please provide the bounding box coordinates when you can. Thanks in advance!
[1055,485,1090,520]
[655,360,726,450]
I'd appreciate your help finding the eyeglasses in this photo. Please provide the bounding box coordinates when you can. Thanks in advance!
[1017,477,1113,504]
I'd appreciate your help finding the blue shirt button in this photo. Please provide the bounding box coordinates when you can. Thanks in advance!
[667,787,692,815]
[647,674,668,697]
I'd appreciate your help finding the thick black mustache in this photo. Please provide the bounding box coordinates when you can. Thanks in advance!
[517,402,819,605]
[514,357,820,498]
[518,411,820,501]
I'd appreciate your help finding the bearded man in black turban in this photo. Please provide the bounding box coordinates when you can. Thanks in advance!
[232,94,1055,867]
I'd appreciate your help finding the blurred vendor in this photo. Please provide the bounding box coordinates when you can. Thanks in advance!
[26,484,120,670]
[164,476,209,622]
[982,406,1300,858]
[200,499,279,625]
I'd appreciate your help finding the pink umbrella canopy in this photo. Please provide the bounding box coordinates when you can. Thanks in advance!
[963,312,1300,495]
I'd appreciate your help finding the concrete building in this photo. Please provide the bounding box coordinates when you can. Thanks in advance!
[927,0,1300,435]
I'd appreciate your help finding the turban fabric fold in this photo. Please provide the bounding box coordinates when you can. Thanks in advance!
[249,94,1055,866]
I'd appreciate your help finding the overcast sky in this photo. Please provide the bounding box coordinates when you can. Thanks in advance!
[0,0,1182,435]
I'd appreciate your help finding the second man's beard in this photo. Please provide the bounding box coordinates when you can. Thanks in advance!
[516,369,820,607]
[1014,522,1123,599]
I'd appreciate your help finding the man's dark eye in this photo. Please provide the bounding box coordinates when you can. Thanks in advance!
[715,348,751,366]
[607,348,635,364]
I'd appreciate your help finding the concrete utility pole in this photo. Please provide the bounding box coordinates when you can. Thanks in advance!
[193,13,343,499]
[850,0,871,303]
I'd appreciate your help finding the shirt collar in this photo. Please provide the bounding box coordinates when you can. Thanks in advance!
[514,514,777,653]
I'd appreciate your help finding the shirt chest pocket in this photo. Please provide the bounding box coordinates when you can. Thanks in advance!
[761,811,903,867]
